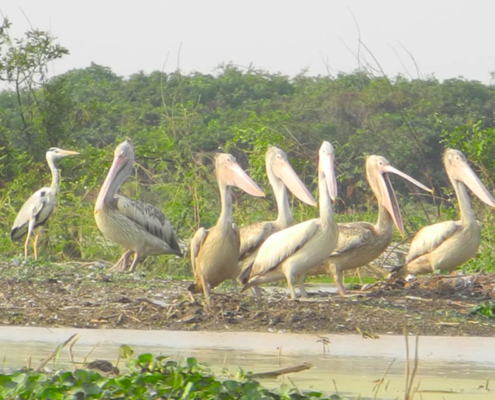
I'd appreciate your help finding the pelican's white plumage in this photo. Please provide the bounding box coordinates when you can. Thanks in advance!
[237,146,316,288]
[305,155,431,295]
[396,148,495,276]
[242,141,338,299]
[189,153,265,304]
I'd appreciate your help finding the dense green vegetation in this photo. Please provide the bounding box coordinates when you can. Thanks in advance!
[0,353,347,400]
[1,19,495,274]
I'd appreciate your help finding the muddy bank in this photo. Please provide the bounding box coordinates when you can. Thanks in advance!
[0,260,494,336]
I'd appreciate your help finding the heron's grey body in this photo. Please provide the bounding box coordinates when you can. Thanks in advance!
[10,147,79,259]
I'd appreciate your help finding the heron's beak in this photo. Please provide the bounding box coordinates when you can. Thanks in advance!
[272,157,316,206]
[225,162,265,197]
[59,149,79,156]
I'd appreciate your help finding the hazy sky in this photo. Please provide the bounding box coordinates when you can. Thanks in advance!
[2,0,495,83]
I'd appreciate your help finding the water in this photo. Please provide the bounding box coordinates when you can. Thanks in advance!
[0,326,494,399]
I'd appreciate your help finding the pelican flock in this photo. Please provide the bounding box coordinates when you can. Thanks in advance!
[94,139,182,272]
[9,138,495,303]
[241,141,339,299]
[304,155,432,296]
[11,147,79,259]
[189,153,265,304]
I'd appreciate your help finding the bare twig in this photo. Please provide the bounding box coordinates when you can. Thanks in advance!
[34,334,80,372]
[248,363,312,379]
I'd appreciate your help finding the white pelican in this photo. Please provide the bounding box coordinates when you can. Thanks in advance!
[11,147,79,259]
[189,153,265,304]
[395,149,495,277]
[242,141,338,300]
[94,139,181,272]
[303,155,431,295]
[237,146,316,292]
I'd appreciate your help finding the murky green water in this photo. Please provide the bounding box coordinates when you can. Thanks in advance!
[0,326,493,399]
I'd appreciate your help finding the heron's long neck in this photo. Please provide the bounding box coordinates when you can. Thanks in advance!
[47,156,60,195]
[218,182,233,229]
[454,180,476,226]
[318,170,333,223]
[270,173,292,227]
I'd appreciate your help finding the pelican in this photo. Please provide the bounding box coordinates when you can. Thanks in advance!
[94,139,181,272]
[394,149,495,277]
[189,153,265,304]
[11,147,79,259]
[237,146,316,291]
[303,155,431,296]
[242,141,338,300]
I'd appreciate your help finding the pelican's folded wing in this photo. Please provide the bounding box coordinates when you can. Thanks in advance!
[250,219,319,278]
[331,222,374,256]
[115,195,181,254]
[239,221,274,260]
[406,220,461,263]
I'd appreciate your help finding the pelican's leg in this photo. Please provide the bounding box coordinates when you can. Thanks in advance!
[297,274,309,297]
[250,285,263,299]
[201,275,212,306]
[128,253,141,273]
[231,279,239,294]
[333,268,346,296]
[286,273,297,300]
[109,250,132,272]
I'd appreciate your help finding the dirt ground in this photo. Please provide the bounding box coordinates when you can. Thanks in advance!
[0,259,494,337]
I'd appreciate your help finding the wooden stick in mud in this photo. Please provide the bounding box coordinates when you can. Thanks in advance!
[248,363,312,379]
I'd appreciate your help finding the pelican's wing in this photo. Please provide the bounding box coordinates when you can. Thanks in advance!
[115,195,181,255]
[250,219,319,277]
[330,222,374,256]
[190,227,208,275]
[239,221,275,260]
[406,220,461,263]
[11,187,53,241]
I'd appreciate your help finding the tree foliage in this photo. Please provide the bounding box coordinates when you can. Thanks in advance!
[1,19,495,273]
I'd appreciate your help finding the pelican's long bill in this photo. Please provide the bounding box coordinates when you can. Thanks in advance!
[95,150,128,213]
[378,164,432,235]
[225,159,265,198]
[272,156,316,206]
[451,156,495,207]
[319,141,338,201]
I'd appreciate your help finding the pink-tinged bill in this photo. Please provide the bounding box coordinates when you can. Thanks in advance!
[379,173,404,235]
[379,165,432,235]
[226,162,265,197]
[321,151,338,201]
[95,154,126,213]
[452,158,495,207]
[272,158,316,206]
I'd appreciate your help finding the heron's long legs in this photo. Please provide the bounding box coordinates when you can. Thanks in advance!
[33,233,40,260]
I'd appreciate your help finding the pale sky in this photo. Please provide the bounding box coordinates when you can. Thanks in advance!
[2,0,495,83]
